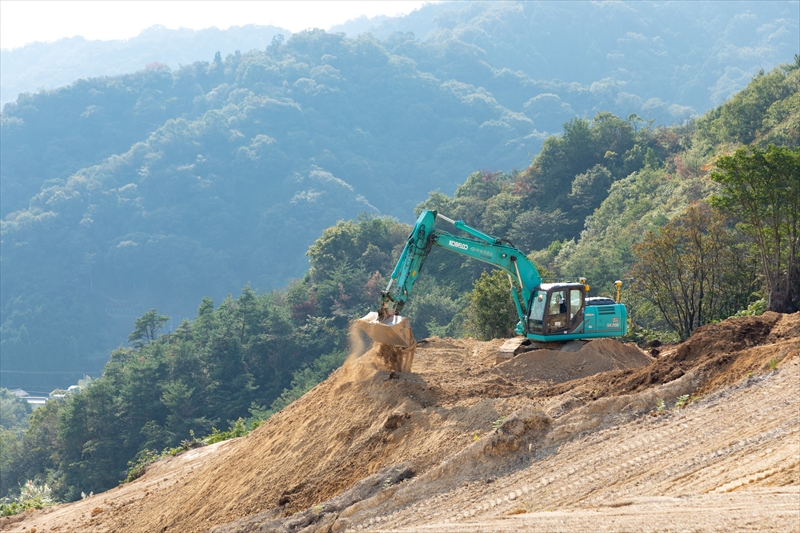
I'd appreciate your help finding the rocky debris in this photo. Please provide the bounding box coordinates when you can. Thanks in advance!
[384,412,411,430]
[209,464,415,533]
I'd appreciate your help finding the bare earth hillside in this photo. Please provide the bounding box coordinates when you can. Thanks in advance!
[3,312,798,533]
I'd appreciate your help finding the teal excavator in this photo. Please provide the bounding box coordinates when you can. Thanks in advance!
[356,210,627,349]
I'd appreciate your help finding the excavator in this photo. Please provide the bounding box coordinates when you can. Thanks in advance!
[356,210,627,352]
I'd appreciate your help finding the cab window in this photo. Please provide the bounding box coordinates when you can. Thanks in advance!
[549,290,566,315]
[570,289,583,319]
[530,290,546,321]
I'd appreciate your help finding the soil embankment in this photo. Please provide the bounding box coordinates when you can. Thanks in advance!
[5,312,798,533]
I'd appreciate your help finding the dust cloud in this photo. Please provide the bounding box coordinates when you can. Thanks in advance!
[347,321,373,363]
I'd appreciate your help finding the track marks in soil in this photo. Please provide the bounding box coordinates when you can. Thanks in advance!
[363,358,800,533]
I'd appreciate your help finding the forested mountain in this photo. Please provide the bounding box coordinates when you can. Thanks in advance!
[418,61,799,336]
[0,32,541,390]
[0,25,290,106]
[6,1,797,112]
[1,1,798,393]
[335,1,798,112]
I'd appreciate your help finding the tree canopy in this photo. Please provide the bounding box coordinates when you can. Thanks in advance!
[711,145,800,313]
[630,203,756,340]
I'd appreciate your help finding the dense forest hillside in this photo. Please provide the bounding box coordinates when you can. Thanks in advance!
[0,25,290,106]
[416,61,799,337]
[335,1,798,112]
[6,1,797,111]
[1,2,798,394]
[0,31,540,389]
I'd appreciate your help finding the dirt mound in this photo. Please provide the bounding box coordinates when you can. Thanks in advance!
[768,311,800,340]
[497,339,652,384]
[544,312,800,399]
[332,359,800,533]
[37,343,531,533]
[9,313,798,533]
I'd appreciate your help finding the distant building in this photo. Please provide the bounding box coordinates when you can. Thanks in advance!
[25,397,48,406]
[6,384,85,407]
[49,389,67,401]
[10,388,48,406]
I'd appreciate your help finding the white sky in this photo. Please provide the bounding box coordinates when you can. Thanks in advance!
[0,1,434,50]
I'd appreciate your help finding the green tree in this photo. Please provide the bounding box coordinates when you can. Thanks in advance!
[402,278,465,339]
[629,203,755,340]
[0,428,23,497]
[306,214,407,284]
[127,309,170,348]
[2,401,61,498]
[0,389,32,434]
[697,66,798,146]
[465,269,517,340]
[568,164,614,219]
[711,145,800,313]
[508,207,569,253]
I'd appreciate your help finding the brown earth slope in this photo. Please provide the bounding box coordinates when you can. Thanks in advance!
[5,312,798,533]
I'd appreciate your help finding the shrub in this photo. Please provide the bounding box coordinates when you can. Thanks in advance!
[0,480,55,517]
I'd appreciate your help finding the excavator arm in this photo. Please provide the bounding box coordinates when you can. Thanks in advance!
[429,222,542,322]
[375,210,437,320]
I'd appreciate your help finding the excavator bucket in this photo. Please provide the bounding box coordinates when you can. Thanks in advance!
[355,312,415,348]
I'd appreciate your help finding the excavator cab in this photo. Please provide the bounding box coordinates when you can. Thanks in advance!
[527,283,586,336]
[526,282,627,340]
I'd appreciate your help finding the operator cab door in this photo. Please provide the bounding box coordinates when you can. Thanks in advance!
[567,288,585,333]
[528,286,585,336]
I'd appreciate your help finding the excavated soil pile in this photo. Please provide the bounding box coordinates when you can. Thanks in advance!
[498,338,653,384]
[542,311,799,400]
[7,312,799,533]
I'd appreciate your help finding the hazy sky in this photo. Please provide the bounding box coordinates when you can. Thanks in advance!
[0,0,434,50]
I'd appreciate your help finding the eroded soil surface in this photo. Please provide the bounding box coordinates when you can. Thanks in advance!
[4,312,798,533]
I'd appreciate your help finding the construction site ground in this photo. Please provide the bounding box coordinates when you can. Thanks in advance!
[3,311,798,533]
